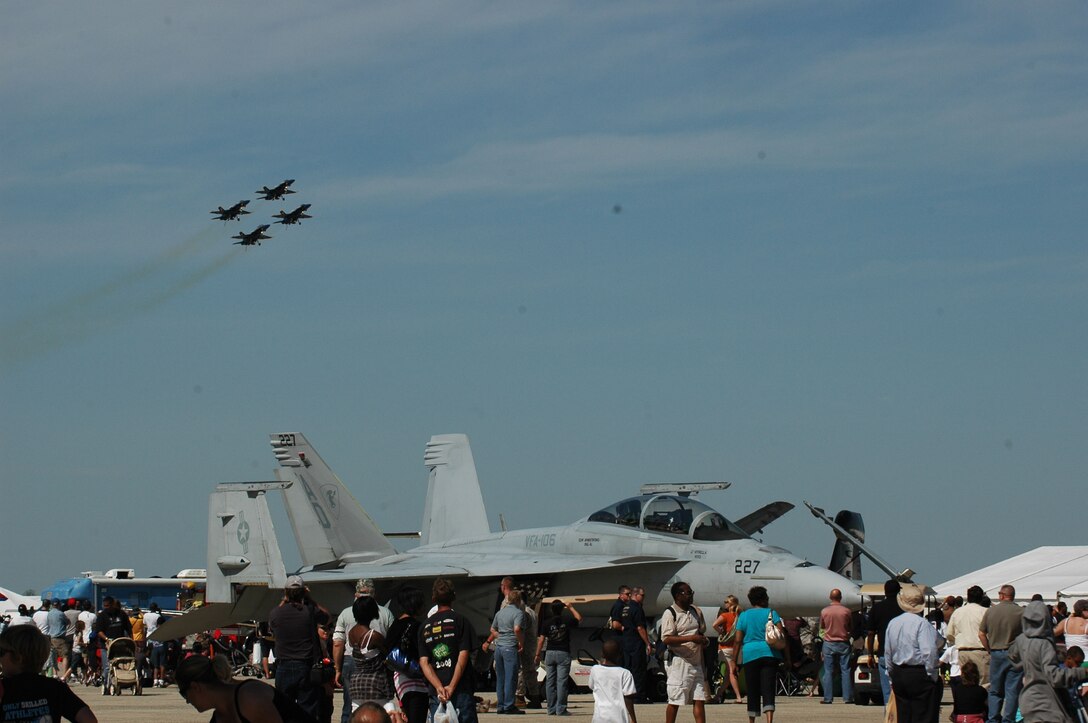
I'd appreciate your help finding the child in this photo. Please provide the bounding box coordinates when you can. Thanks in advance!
[1063,646,1088,721]
[588,639,637,723]
[950,660,987,723]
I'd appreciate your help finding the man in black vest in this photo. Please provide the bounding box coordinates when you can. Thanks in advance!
[269,575,328,720]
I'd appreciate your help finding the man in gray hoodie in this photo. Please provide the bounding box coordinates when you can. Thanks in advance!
[1008,600,1088,723]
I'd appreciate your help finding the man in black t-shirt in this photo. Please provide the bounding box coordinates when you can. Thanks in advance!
[419,578,478,723]
[619,587,652,702]
[865,578,905,707]
[269,575,328,721]
[535,600,582,715]
[608,585,631,639]
[0,624,96,722]
[95,596,132,695]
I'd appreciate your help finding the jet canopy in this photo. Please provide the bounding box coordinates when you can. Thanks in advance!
[586,494,750,541]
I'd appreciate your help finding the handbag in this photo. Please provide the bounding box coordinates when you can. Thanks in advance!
[309,657,334,685]
[764,611,787,650]
[430,700,460,723]
[385,620,424,679]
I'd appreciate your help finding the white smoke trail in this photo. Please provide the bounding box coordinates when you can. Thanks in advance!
[1,228,242,373]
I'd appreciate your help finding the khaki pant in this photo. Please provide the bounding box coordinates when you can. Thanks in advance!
[958,649,990,684]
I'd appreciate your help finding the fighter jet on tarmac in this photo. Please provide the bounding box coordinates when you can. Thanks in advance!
[255,179,296,201]
[231,225,272,247]
[272,204,312,225]
[157,432,862,640]
[210,200,251,221]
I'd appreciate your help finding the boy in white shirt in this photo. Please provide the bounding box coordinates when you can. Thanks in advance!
[588,639,638,723]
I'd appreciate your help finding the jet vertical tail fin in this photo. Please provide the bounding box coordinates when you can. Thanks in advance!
[207,482,289,603]
[828,510,865,581]
[270,433,396,567]
[421,434,490,546]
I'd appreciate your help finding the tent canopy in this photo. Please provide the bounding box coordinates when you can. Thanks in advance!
[934,546,1088,604]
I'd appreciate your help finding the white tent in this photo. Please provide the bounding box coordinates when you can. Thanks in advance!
[933,546,1088,605]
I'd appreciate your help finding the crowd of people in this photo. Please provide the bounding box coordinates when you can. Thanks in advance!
[6,576,1088,723]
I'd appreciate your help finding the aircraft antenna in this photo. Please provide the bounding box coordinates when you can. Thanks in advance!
[639,482,731,497]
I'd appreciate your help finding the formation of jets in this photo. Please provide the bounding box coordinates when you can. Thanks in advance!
[210,179,312,249]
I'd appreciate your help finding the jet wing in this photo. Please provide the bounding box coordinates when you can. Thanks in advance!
[154,554,686,640]
[734,501,795,536]
[298,551,683,582]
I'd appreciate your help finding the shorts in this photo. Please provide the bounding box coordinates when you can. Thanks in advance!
[666,655,707,705]
[51,637,71,659]
[149,642,167,668]
[717,647,735,663]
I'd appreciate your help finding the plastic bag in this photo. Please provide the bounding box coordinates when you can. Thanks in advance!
[430,700,460,723]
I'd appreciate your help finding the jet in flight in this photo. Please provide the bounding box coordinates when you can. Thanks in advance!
[255,179,296,201]
[272,204,312,225]
[210,200,251,221]
[231,225,272,247]
[156,432,862,639]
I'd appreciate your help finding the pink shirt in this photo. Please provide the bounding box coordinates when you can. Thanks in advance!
[819,602,853,642]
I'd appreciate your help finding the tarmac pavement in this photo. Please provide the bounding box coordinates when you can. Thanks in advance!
[83,683,928,722]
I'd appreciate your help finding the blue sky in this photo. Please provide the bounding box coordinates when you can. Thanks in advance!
[2,2,1085,594]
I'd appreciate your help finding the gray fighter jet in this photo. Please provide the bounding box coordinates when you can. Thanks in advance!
[255,179,296,201]
[272,204,312,225]
[231,225,272,247]
[157,433,861,639]
[210,200,251,221]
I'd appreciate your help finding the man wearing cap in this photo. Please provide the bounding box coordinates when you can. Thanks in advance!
[333,578,395,723]
[885,584,944,723]
[946,585,990,681]
[979,584,1023,723]
[270,575,329,720]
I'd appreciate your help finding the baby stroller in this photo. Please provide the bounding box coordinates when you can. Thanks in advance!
[106,637,142,695]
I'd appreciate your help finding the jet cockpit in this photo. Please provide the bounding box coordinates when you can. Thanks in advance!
[586,494,751,541]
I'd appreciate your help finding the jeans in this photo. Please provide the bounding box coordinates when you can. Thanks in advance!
[275,658,321,721]
[340,654,356,723]
[494,644,519,712]
[822,640,854,702]
[987,649,1022,723]
[429,689,479,723]
[544,650,572,714]
[877,655,892,706]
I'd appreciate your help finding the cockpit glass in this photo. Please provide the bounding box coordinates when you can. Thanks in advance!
[587,497,643,527]
[692,512,747,541]
[642,496,697,535]
[587,494,751,540]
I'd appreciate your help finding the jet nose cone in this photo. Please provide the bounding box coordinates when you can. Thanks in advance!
[779,565,862,615]
[838,581,863,608]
